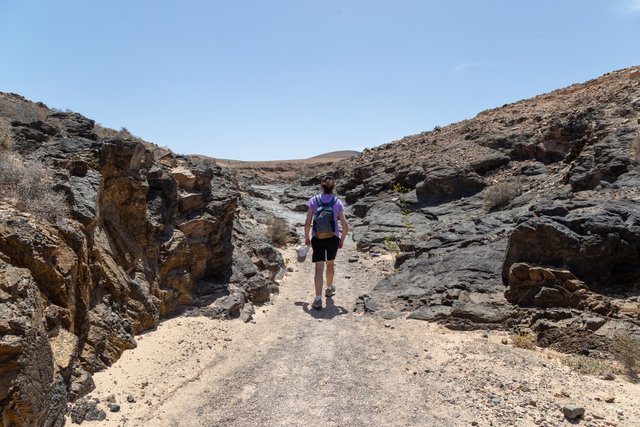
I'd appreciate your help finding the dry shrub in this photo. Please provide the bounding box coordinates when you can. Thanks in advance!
[94,124,145,143]
[0,153,69,222]
[484,180,521,210]
[267,215,290,247]
[0,120,12,150]
[510,331,536,350]
[612,331,640,378]
[562,355,620,376]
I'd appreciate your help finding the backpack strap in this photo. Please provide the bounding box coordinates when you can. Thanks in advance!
[317,195,336,207]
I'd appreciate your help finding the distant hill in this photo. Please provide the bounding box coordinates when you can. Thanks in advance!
[196,150,360,165]
[308,150,360,160]
[187,150,360,184]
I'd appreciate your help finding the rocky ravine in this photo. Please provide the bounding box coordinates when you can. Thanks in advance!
[0,94,284,426]
[280,67,640,357]
[77,244,640,427]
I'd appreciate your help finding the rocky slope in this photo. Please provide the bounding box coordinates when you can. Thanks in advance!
[286,67,640,356]
[0,94,284,426]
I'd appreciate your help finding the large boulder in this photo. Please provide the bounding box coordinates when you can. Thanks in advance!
[505,263,618,316]
[503,200,640,291]
[415,165,485,206]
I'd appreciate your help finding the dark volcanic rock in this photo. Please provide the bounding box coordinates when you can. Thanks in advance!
[336,66,640,340]
[415,165,486,206]
[364,241,507,315]
[503,200,640,291]
[69,398,106,423]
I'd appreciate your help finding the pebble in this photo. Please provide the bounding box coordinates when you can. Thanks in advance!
[562,405,585,420]
[501,338,508,345]
[601,372,616,381]
[384,323,391,328]
[605,396,615,403]
[126,395,136,403]
[223,337,232,342]
[107,403,120,413]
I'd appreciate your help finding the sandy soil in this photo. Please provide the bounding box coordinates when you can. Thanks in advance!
[76,244,640,427]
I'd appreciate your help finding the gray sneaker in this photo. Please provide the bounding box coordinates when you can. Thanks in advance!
[325,285,336,297]
[311,298,322,309]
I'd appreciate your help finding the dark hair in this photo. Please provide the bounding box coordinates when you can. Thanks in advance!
[320,176,336,194]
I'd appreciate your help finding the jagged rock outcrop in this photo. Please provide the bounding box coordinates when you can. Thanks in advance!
[505,263,619,316]
[503,200,640,292]
[0,262,67,427]
[0,93,284,426]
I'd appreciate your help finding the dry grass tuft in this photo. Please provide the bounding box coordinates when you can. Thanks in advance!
[0,153,69,222]
[267,215,290,247]
[94,124,146,143]
[562,355,620,377]
[612,331,640,378]
[0,120,12,150]
[484,180,522,210]
[510,331,536,350]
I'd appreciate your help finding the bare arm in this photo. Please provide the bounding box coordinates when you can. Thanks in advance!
[338,210,348,249]
[304,209,313,245]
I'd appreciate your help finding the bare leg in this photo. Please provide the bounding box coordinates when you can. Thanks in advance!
[314,261,324,297]
[326,260,335,289]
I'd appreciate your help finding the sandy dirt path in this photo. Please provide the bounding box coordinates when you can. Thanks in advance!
[79,243,640,427]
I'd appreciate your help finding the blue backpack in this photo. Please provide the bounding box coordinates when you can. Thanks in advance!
[313,195,336,239]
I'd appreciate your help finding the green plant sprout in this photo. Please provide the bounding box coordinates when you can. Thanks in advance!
[383,236,400,260]
[393,183,414,233]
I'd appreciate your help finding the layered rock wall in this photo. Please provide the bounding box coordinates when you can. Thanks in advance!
[0,94,283,426]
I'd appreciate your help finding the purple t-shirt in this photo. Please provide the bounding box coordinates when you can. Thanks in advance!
[308,194,344,238]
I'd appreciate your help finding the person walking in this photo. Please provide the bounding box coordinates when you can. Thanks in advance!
[304,176,348,310]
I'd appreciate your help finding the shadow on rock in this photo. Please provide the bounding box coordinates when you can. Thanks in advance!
[294,298,349,319]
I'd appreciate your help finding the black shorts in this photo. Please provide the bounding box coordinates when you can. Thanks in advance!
[311,235,340,262]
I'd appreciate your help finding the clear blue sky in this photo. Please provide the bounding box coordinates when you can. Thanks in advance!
[1,1,639,160]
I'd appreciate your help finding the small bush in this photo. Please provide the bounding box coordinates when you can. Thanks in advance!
[510,331,536,350]
[0,153,69,222]
[562,355,620,376]
[267,215,290,247]
[0,120,12,150]
[484,180,521,210]
[94,124,146,143]
[632,136,640,165]
[612,331,640,377]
